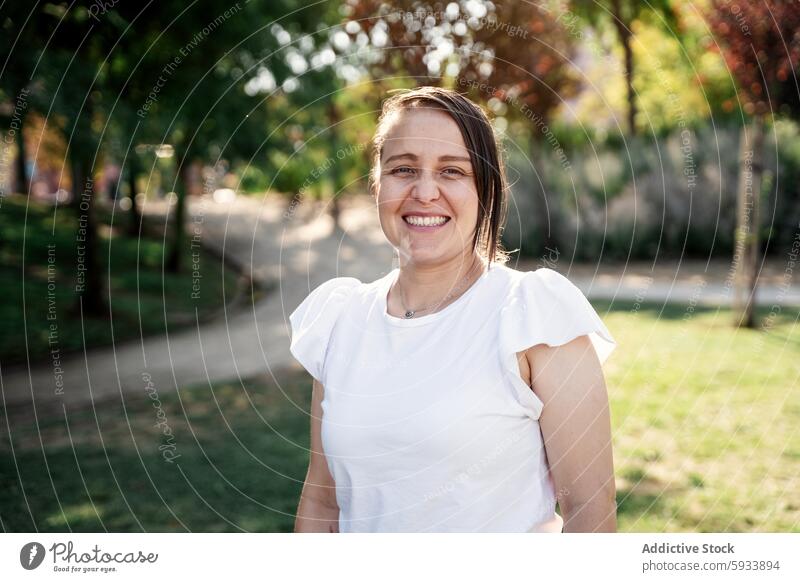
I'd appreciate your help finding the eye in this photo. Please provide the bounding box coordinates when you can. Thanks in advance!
[442,167,467,177]
[390,166,415,176]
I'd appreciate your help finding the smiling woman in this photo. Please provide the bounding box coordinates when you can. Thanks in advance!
[370,87,507,271]
[290,86,617,533]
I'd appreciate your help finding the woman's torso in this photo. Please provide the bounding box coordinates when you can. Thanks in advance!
[319,263,562,533]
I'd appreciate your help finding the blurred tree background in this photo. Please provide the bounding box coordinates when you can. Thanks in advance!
[2,0,799,275]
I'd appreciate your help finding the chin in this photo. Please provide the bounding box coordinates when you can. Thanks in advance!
[400,245,457,266]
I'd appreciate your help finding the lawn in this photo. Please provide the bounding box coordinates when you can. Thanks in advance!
[603,300,800,532]
[0,195,240,365]
[1,299,798,532]
[1,373,310,532]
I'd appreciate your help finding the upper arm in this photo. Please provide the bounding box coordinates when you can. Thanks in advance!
[303,378,338,508]
[526,335,615,512]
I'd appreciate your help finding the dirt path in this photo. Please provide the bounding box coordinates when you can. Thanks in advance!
[2,193,796,410]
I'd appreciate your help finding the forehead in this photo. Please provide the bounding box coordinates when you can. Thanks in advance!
[380,107,468,158]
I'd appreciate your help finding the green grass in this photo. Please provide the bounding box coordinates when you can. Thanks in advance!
[0,195,239,365]
[1,299,798,532]
[0,372,311,532]
[600,300,800,533]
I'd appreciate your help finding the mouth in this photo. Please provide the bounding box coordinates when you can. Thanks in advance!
[402,214,451,231]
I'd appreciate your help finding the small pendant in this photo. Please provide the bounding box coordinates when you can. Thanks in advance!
[404,310,415,319]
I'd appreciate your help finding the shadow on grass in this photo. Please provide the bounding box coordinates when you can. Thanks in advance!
[616,489,664,522]
[0,370,314,532]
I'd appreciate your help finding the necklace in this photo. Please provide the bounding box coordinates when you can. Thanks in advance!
[394,258,486,319]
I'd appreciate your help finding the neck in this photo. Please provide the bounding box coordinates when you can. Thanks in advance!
[392,252,486,314]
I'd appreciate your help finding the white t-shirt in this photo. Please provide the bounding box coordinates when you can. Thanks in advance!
[289,263,617,532]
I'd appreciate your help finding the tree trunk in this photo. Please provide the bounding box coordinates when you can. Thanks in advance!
[15,109,28,195]
[528,135,558,257]
[328,100,342,231]
[611,1,636,136]
[167,155,189,273]
[732,118,764,329]
[127,153,143,237]
[72,154,106,316]
[621,31,636,136]
[330,190,342,231]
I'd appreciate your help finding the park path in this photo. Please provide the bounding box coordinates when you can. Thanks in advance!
[1,194,395,409]
[2,193,798,409]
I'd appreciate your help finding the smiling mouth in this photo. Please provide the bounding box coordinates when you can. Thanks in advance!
[402,215,451,227]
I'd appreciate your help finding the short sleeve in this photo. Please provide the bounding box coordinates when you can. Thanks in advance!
[498,268,617,420]
[289,277,361,384]
[502,268,617,363]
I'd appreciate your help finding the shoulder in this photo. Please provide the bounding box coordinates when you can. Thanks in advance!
[497,266,617,365]
[496,265,584,323]
[306,276,364,297]
[288,276,364,383]
[493,265,582,306]
[507,265,577,289]
[290,276,363,326]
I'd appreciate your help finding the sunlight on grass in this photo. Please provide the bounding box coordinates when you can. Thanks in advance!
[602,301,800,532]
[44,503,104,529]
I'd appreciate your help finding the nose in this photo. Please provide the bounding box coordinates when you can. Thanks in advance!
[411,169,439,203]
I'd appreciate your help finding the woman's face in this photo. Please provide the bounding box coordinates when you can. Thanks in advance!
[374,107,479,267]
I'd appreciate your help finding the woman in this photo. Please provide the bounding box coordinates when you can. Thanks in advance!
[290,87,617,533]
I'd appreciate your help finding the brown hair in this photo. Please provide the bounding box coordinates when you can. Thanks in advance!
[370,86,511,266]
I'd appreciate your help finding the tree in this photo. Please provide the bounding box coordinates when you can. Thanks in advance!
[101,27,166,239]
[458,2,579,254]
[569,0,676,136]
[38,3,129,315]
[272,17,360,231]
[706,0,800,328]
[130,0,334,272]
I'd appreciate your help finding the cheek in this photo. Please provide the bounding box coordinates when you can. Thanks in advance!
[376,183,402,210]
[450,185,480,221]
[375,185,404,231]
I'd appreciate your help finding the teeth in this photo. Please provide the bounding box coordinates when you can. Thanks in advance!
[404,215,449,227]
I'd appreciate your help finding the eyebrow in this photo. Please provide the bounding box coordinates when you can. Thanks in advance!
[384,153,472,164]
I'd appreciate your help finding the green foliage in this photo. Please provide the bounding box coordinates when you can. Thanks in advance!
[567,3,735,134]
[505,118,800,261]
[267,149,317,196]
[237,165,271,194]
